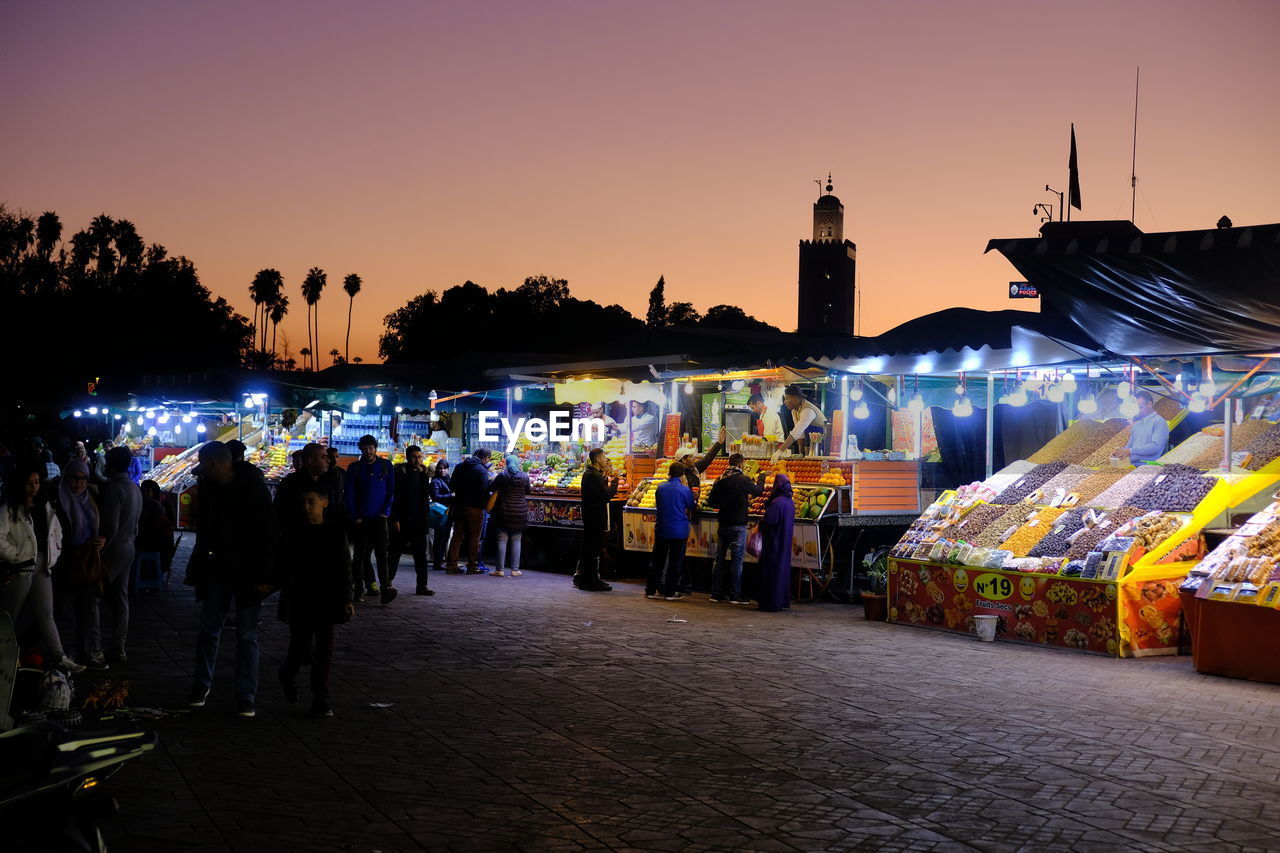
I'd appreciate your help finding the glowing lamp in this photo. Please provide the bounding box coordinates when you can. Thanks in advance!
[1120,396,1140,418]
[147,426,157,437]
[1008,387,1029,407]
[88,407,99,415]
[1188,394,1207,414]
[1117,381,1132,399]
[850,385,864,402]
[952,397,974,418]
[1046,385,1066,403]
[1077,395,1098,415]
[907,393,925,415]
[730,380,744,392]
[1060,372,1078,393]
[853,402,870,419]
[513,386,523,401]
[683,382,693,395]
[197,423,207,434]
[73,410,82,418]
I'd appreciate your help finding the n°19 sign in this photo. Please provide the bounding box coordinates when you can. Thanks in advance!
[972,573,1014,600]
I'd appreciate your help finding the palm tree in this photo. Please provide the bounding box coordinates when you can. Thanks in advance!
[352,356,363,364]
[301,267,327,371]
[329,347,341,366]
[299,347,311,372]
[342,273,362,363]
[34,212,61,259]
[269,294,289,357]
[87,214,117,277]
[248,269,283,355]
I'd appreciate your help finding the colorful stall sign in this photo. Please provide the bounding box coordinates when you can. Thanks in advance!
[527,497,583,529]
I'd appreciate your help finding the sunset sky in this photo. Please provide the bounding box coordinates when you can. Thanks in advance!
[3,1,1278,364]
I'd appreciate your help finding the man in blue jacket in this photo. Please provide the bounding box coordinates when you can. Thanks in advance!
[647,462,693,601]
[345,435,397,604]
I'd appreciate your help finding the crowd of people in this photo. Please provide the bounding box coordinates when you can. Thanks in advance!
[1,426,796,721]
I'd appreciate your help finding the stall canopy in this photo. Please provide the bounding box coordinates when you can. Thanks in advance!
[806,308,1100,375]
[986,221,1280,357]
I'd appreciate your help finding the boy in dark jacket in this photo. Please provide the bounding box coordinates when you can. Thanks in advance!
[706,453,764,604]
[278,486,354,718]
[392,446,435,595]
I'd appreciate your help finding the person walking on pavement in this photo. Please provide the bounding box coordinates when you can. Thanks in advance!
[392,446,435,595]
[488,454,531,577]
[446,448,492,575]
[0,464,83,673]
[97,447,142,663]
[344,435,397,604]
[756,473,795,613]
[428,460,453,570]
[52,460,108,669]
[575,448,618,592]
[277,486,354,718]
[707,453,764,604]
[186,442,278,717]
[646,462,694,601]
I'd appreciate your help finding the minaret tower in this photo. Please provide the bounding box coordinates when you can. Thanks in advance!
[797,175,857,336]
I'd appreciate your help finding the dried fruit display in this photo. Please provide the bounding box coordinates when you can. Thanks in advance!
[999,507,1067,556]
[1186,419,1275,469]
[1125,513,1183,550]
[1158,432,1220,466]
[1028,419,1127,464]
[1242,421,1280,471]
[939,503,1010,542]
[1027,509,1089,557]
[1072,469,1130,505]
[1091,466,1163,509]
[980,460,1036,495]
[990,462,1070,505]
[1033,465,1092,502]
[1078,427,1133,468]
[1126,464,1216,512]
[1065,506,1147,560]
[969,504,1039,548]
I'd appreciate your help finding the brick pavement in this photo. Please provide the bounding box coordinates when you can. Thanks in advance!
[95,543,1280,853]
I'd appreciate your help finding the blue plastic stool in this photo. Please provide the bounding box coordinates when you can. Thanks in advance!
[131,551,166,593]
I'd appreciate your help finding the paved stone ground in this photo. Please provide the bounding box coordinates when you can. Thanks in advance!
[92,541,1280,853]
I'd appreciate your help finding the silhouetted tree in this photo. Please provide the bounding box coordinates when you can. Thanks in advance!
[301,267,327,371]
[665,301,701,327]
[700,304,780,332]
[249,269,284,355]
[0,204,251,405]
[269,293,289,357]
[646,275,666,326]
[299,347,311,370]
[329,347,342,365]
[342,273,362,363]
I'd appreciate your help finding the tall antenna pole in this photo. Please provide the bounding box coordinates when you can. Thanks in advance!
[1130,66,1140,223]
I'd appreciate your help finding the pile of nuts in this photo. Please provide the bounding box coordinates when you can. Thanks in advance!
[990,462,1069,505]
[1243,422,1280,471]
[1027,508,1089,557]
[1029,419,1128,465]
[998,507,1067,556]
[1079,427,1133,467]
[1091,466,1163,509]
[1071,469,1130,505]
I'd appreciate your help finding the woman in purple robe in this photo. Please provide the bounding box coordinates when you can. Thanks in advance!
[757,473,794,612]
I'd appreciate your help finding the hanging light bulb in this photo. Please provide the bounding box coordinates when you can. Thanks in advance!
[174,423,182,434]
[88,406,99,415]
[683,382,694,395]
[952,397,974,418]
[1199,381,1216,397]
[430,409,439,422]
[1188,393,1207,414]
[853,401,870,419]
[158,413,170,424]
[1120,396,1140,417]
[1008,386,1029,407]
[1077,394,1098,415]
[1117,381,1132,399]
[849,384,864,402]
[1174,373,1184,392]
[375,394,383,406]
[907,393,925,414]
[122,422,131,434]
[182,413,192,423]
[136,415,144,425]
[886,387,897,405]
[1060,372,1078,393]
[114,414,121,420]
[394,405,404,413]
[1046,384,1066,403]
[147,426,157,437]
[73,409,83,418]
[513,386,523,401]
[197,423,207,434]
[730,379,744,392]
[954,382,965,396]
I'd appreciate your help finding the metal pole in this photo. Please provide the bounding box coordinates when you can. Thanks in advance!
[840,374,849,460]
[1221,398,1232,470]
[985,371,995,479]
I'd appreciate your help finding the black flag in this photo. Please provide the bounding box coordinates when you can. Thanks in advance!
[1068,124,1082,211]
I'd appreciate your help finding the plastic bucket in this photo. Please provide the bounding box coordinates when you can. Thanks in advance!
[974,614,998,642]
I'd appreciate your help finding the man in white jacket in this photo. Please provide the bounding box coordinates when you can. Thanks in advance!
[99,447,142,663]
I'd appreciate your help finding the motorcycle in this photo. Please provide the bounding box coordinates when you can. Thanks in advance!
[0,614,157,852]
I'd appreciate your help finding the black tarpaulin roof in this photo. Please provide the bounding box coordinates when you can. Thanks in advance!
[986,222,1280,357]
